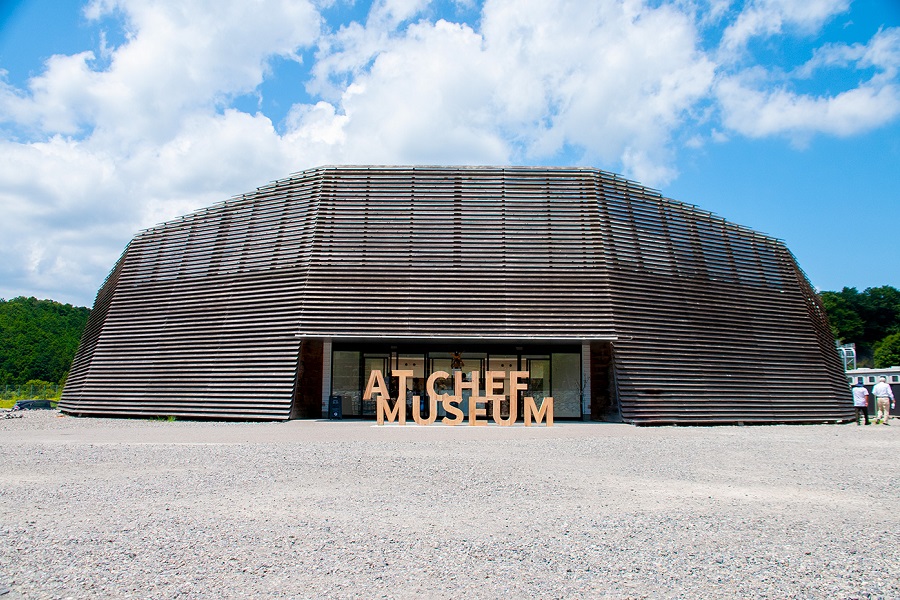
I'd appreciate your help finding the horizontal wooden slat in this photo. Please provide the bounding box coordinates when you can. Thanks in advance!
[60,166,851,423]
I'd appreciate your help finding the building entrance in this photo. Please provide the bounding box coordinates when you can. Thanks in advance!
[329,342,584,420]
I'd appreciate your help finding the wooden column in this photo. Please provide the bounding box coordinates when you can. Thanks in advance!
[590,341,613,420]
[291,339,324,419]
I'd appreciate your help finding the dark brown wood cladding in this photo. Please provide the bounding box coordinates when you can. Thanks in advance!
[59,166,852,423]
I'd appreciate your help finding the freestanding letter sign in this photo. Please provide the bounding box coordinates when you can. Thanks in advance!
[363,369,552,426]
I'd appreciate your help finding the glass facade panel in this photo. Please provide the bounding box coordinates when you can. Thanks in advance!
[397,354,426,415]
[524,356,550,400]
[428,356,454,417]
[332,351,360,415]
[488,355,517,418]
[454,353,485,417]
[331,344,582,421]
[363,355,390,416]
[552,353,582,418]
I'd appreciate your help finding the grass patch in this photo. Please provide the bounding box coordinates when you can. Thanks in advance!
[1,382,62,410]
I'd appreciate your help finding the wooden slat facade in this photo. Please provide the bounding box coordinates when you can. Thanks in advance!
[59,166,852,423]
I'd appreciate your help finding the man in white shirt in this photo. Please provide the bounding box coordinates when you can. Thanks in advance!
[872,376,895,425]
[852,380,870,425]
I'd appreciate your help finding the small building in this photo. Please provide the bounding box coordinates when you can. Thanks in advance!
[60,166,852,424]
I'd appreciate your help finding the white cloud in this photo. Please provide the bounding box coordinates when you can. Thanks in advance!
[484,0,714,179]
[0,0,897,306]
[0,138,126,302]
[717,27,900,140]
[0,0,323,304]
[0,52,99,135]
[298,0,715,180]
[368,0,432,29]
[721,0,851,55]
[798,27,900,80]
[285,101,349,147]
[718,79,900,141]
[0,0,323,144]
[298,17,512,164]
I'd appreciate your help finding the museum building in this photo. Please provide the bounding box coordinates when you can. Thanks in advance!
[59,166,852,424]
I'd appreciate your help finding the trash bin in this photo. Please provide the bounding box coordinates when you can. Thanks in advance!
[328,395,342,420]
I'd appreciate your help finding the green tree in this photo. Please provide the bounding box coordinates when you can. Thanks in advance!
[0,297,90,385]
[820,291,864,342]
[874,333,900,369]
[820,285,900,368]
[858,286,900,343]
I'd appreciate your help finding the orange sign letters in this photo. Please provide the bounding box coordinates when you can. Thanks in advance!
[363,369,553,426]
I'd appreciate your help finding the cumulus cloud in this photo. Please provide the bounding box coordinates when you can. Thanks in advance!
[797,27,900,80]
[718,78,900,141]
[0,0,897,305]
[710,0,899,145]
[299,18,513,165]
[480,0,714,177]
[0,0,322,304]
[721,0,851,54]
[717,27,900,141]
[0,137,127,301]
[1,0,322,142]
[297,0,715,179]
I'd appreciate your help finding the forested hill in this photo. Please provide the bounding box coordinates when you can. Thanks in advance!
[820,286,900,369]
[0,287,896,385]
[0,297,90,385]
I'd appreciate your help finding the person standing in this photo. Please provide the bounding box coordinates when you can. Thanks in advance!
[852,380,870,425]
[872,376,895,425]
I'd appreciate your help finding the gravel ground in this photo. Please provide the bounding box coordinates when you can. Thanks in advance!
[1,410,898,599]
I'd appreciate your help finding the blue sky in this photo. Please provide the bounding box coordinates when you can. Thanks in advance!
[0,0,898,307]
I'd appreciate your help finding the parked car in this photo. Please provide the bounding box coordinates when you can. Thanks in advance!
[12,399,53,410]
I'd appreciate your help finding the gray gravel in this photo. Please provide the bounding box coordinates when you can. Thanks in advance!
[1,410,898,599]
